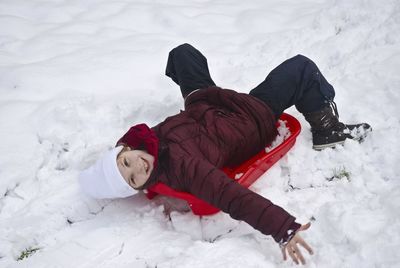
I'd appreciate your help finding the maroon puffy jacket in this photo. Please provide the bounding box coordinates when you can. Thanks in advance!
[119,87,300,243]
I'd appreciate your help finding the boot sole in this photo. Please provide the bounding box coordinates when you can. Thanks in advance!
[312,140,345,151]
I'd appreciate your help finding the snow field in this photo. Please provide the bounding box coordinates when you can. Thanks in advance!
[1,0,400,267]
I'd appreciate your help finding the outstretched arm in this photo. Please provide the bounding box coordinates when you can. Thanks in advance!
[182,158,313,264]
[177,157,314,264]
[177,157,311,245]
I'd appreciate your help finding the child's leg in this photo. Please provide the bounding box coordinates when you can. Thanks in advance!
[165,43,216,98]
[249,54,333,118]
[249,55,371,150]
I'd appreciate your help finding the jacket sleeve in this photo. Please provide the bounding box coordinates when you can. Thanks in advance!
[179,156,301,244]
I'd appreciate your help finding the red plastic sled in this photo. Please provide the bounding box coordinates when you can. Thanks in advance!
[145,113,301,216]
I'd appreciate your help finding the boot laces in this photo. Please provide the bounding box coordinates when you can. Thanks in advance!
[329,100,339,119]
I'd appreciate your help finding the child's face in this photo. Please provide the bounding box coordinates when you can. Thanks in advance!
[116,148,155,189]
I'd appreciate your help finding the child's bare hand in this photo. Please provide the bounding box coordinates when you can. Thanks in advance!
[281,222,314,265]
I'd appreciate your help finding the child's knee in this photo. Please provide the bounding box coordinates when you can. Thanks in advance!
[293,54,312,63]
[172,43,196,55]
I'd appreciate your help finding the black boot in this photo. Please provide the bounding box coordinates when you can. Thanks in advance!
[304,105,372,150]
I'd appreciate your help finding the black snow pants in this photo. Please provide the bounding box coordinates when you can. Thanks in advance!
[165,43,335,118]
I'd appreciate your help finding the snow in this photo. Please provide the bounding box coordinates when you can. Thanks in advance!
[265,120,291,152]
[1,0,399,267]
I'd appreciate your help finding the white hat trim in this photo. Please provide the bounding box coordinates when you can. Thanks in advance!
[79,146,137,199]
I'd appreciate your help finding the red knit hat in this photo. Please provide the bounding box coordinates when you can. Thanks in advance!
[116,123,159,168]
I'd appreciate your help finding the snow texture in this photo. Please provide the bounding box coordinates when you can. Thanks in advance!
[1,0,400,267]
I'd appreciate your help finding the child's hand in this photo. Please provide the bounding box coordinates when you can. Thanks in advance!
[281,222,314,265]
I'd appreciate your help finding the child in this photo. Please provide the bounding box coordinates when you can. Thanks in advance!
[80,44,371,265]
